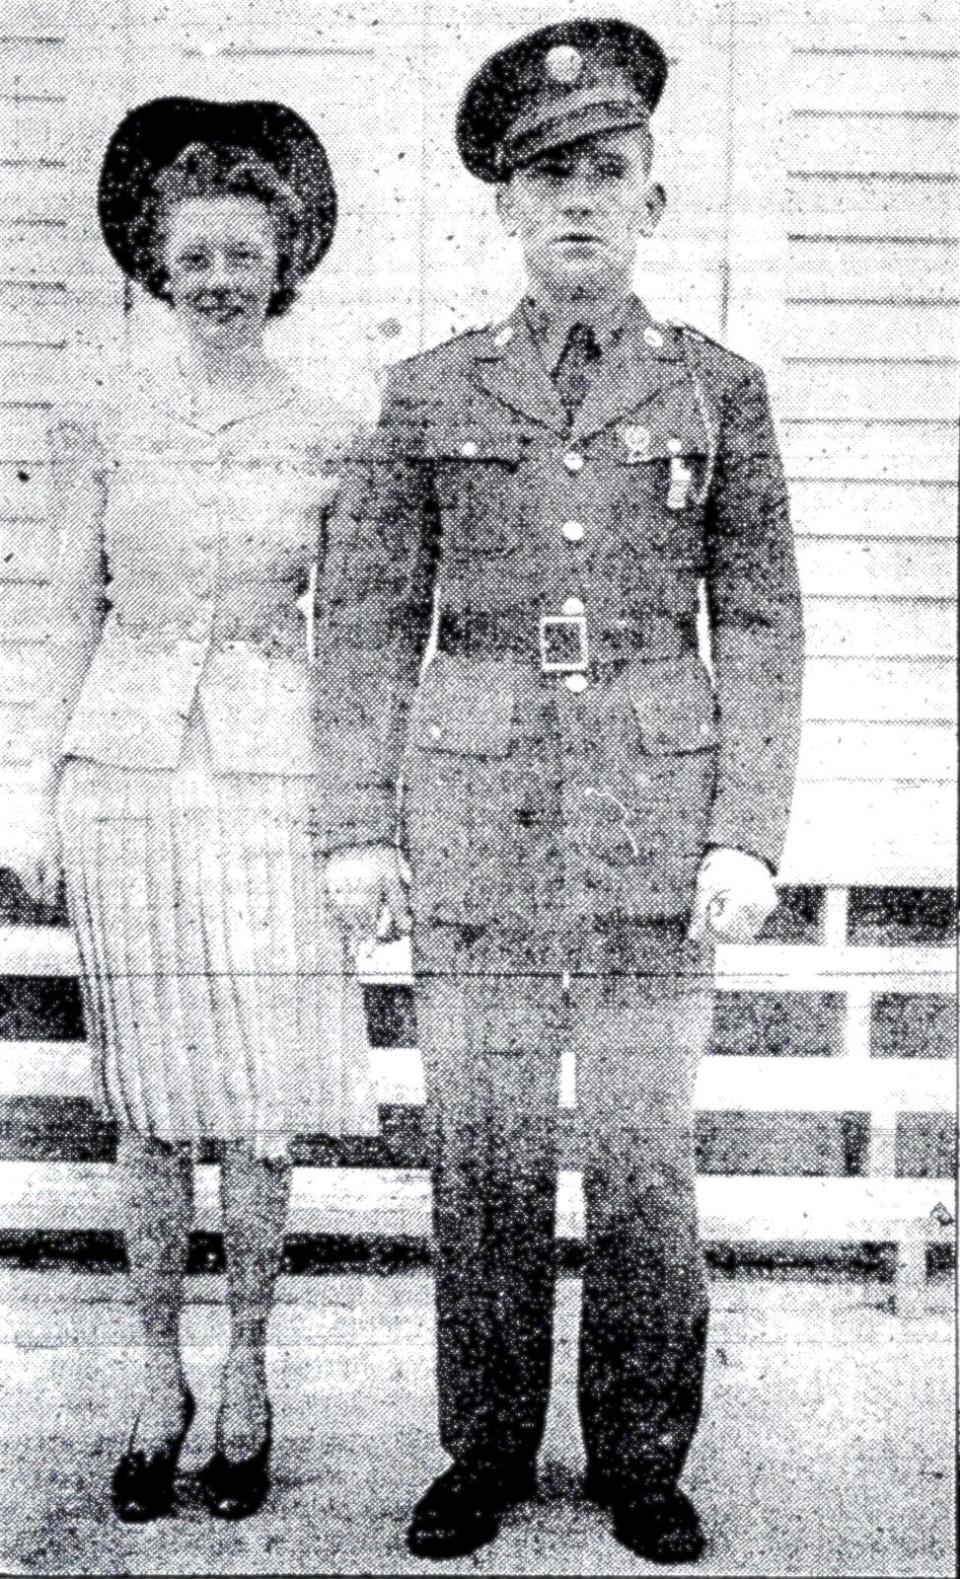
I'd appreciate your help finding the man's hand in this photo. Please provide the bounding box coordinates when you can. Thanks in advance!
[688,848,777,945]
[325,844,412,944]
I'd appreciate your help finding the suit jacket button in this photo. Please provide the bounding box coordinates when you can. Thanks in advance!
[562,520,584,543]
[563,450,584,473]
[460,441,478,459]
[429,723,442,740]
[564,673,588,694]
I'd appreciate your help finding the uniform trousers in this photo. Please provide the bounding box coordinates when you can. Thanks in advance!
[413,915,713,1490]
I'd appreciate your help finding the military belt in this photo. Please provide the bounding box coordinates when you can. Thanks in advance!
[436,610,695,671]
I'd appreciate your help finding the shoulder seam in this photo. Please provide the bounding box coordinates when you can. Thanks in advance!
[386,323,492,372]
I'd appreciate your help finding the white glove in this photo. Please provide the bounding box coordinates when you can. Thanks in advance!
[688,847,777,944]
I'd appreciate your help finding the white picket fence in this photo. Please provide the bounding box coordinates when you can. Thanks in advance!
[0,884,953,1315]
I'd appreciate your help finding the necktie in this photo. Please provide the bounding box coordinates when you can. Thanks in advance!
[552,322,602,419]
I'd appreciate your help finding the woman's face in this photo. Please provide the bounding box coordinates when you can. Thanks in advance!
[163,194,280,350]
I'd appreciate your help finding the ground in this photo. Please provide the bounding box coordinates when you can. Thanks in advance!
[0,1270,953,1577]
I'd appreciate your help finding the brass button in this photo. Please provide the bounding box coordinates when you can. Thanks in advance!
[429,723,442,740]
[460,441,478,459]
[562,596,585,616]
[643,326,664,349]
[563,450,584,474]
[565,673,588,694]
[562,520,585,543]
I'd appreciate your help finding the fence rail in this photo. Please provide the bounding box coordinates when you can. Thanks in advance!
[0,882,954,1315]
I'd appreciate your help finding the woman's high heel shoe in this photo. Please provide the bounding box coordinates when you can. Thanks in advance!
[111,1387,196,1522]
[197,1402,273,1520]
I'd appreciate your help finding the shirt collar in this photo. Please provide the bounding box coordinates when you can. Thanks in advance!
[135,350,298,433]
[522,291,636,371]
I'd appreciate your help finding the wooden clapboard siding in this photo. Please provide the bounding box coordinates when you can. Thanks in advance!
[793,45,959,115]
[799,722,956,781]
[797,536,955,595]
[803,599,954,658]
[792,476,953,540]
[782,360,957,420]
[788,175,959,241]
[781,785,954,883]
[789,113,958,178]
[0,516,47,569]
[783,300,958,358]
[791,480,956,538]
[780,3,957,884]
[784,421,956,479]
[789,238,957,303]
[795,1,956,49]
[804,657,953,721]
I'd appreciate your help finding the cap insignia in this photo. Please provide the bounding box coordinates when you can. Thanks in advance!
[545,45,583,85]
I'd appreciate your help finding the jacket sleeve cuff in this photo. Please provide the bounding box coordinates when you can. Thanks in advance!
[705,807,785,879]
[704,842,777,878]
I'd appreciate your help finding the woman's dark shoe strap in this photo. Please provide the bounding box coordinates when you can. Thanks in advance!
[197,1402,273,1520]
[111,1386,196,1523]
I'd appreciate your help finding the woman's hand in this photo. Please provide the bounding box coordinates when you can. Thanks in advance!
[46,415,106,499]
[0,778,63,912]
[325,845,412,945]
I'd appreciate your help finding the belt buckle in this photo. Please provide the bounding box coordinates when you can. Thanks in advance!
[539,613,589,674]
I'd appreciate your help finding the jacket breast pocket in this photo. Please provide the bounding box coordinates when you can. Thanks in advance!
[428,427,525,559]
[612,439,709,547]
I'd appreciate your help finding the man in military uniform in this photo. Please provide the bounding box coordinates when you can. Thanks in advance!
[321,15,804,1564]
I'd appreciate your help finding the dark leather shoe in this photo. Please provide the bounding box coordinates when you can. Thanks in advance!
[611,1486,706,1565]
[406,1460,537,1560]
[197,1403,272,1520]
[111,1387,195,1522]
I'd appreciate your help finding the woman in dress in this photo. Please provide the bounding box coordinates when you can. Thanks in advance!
[31,98,377,1521]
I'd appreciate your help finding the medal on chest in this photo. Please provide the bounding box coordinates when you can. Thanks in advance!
[619,423,650,464]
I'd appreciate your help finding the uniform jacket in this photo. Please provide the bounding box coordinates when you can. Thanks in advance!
[319,297,804,924]
[52,358,355,777]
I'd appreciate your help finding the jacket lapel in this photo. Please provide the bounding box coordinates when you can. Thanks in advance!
[469,305,569,436]
[571,299,687,444]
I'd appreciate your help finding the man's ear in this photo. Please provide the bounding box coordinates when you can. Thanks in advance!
[495,183,517,237]
[639,180,667,238]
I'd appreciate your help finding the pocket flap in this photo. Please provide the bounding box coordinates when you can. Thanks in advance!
[425,425,524,465]
[409,657,515,758]
[627,658,719,754]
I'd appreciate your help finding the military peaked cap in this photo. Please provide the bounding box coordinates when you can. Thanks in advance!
[456,16,668,182]
[98,97,337,292]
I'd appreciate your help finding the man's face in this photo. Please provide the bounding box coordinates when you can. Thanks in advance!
[496,128,664,301]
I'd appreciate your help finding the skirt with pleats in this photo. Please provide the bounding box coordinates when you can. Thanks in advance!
[56,714,378,1158]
